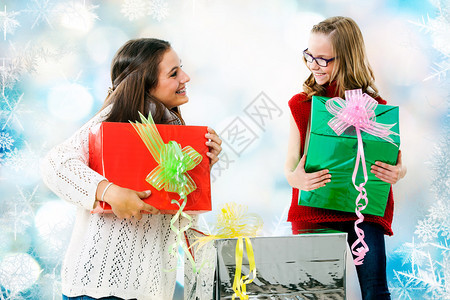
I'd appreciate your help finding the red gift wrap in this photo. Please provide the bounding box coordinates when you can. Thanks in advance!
[89,122,211,214]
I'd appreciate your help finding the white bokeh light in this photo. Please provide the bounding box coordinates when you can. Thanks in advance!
[35,201,75,254]
[86,27,129,64]
[0,253,41,293]
[47,83,94,121]
[283,12,325,52]
[56,1,99,33]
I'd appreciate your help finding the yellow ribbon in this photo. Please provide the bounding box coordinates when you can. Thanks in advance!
[192,203,263,299]
[130,112,202,271]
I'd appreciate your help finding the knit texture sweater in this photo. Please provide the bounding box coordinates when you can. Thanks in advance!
[41,104,193,299]
[287,84,394,236]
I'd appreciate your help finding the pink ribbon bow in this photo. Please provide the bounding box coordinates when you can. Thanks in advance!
[325,89,398,265]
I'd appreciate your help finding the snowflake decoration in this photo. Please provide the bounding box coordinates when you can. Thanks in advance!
[265,204,290,236]
[1,201,34,238]
[0,131,14,151]
[427,202,450,238]
[16,185,40,213]
[0,5,20,40]
[3,145,41,184]
[415,218,440,242]
[1,93,30,131]
[0,42,56,96]
[428,200,449,222]
[7,42,49,76]
[121,0,147,21]
[428,15,450,57]
[25,0,58,29]
[148,0,169,22]
[410,1,450,81]
[3,148,27,171]
[390,270,425,300]
[439,222,450,239]
[0,58,22,94]
[39,43,73,62]
[121,0,169,22]
[394,238,428,269]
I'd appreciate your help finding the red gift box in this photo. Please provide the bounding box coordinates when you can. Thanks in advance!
[89,122,211,214]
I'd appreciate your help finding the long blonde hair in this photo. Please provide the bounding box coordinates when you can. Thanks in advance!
[303,16,378,99]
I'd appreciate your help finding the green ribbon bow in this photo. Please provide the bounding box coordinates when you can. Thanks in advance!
[130,112,203,271]
[130,112,202,198]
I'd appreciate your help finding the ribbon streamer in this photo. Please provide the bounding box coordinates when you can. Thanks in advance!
[130,112,202,272]
[191,203,263,300]
[325,89,398,265]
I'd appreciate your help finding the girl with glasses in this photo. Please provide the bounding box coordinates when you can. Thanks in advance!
[41,38,222,300]
[284,16,406,300]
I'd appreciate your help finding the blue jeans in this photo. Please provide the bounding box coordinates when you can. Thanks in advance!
[62,296,135,300]
[324,221,391,300]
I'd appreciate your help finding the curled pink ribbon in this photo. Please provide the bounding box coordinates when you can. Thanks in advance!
[325,89,398,265]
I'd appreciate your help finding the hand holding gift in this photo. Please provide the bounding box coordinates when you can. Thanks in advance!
[289,155,331,191]
[94,180,159,220]
[371,150,406,184]
[205,127,222,169]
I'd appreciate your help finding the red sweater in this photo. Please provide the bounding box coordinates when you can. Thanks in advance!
[287,84,394,236]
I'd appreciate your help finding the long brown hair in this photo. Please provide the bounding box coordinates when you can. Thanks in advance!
[303,16,379,100]
[102,38,184,124]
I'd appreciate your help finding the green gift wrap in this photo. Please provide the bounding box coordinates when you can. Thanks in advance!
[299,95,400,216]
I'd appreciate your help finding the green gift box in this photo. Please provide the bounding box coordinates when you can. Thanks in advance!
[299,95,400,216]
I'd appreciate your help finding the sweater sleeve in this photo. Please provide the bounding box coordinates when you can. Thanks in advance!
[40,107,111,210]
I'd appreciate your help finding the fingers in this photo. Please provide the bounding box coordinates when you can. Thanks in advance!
[207,152,219,168]
[206,128,222,168]
[206,127,221,140]
[137,190,151,199]
[371,163,399,184]
[141,203,160,215]
[111,188,159,220]
[206,128,222,145]
[373,160,395,170]
[291,155,331,191]
[135,190,159,215]
[371,169,397,184]
[303,170,331,191]
[205,129,222,155]
[206,139,222,155]
[304,180,328,191]
[308,170,331,184]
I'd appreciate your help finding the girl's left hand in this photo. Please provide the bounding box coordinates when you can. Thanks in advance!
[371,150,407,184]
[205,127,222,169]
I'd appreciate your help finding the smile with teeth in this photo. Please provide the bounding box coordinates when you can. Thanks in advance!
[176,87,186,94]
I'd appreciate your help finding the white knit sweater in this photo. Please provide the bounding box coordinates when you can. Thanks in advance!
[41,106,194,300]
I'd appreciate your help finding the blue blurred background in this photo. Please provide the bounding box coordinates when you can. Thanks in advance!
[0,0,448,299]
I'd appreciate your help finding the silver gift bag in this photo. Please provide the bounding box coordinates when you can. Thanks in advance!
[185,232,347,300]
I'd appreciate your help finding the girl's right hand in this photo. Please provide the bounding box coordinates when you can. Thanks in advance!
[98,182,159,220]
[289,155,331,191]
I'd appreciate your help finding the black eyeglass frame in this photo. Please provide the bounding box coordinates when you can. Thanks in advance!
[302,49,336,67]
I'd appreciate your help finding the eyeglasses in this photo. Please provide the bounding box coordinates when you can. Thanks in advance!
[302,49,335,67]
